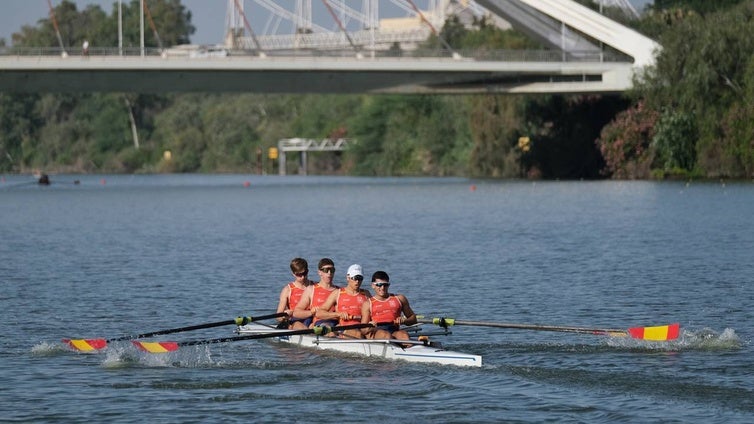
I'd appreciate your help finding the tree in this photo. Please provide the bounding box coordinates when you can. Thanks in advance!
[12,0,195,50]
[653,0,747,15]
[467,95,523,178]
[634,1,754,177]
[651,110,697,173]
[595,101,659,179]
[0,94,41,172]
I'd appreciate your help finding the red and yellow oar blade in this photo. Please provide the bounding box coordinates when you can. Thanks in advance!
[132,341,179,353]
[63,338,108,352]
[627,323,680,341]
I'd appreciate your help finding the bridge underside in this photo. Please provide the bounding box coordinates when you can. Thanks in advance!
[0,57,632,94]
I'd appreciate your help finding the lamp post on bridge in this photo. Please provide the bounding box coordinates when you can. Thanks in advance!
[118,0,122,55]
[140,0,145,57]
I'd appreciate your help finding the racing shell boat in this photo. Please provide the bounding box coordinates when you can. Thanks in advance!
[236,322,482,367]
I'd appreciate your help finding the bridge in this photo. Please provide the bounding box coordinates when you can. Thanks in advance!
[0,0,659,95]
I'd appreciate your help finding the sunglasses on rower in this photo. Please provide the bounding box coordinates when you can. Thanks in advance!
[373,282,390,288]
[319,267,335,274]
[294,270,308,277]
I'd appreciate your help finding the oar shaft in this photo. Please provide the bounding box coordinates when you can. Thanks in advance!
[418,318,627,337]
[107,312,287,342]
[177,323,374,347]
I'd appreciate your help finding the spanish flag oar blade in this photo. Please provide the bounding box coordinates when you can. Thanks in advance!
[132,341,180,353]
[62,312,287,352]
[132,323,375,354]
[627,323,680,341]
[62,338,108,352]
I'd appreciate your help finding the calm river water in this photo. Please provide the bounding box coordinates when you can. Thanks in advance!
[1,174,752,423]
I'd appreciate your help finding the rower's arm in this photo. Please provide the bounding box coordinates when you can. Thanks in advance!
[315,291,344,321]
[399,294,417,326]
[275,285,290,322]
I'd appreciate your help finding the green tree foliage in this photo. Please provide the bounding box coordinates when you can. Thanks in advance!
[653,0,747,15]
[119,0,195,48]
[347,95,470,176]
[467,95,522,178]
[633,1,754,177]
[651,110,697,173]
[0,94,41,172]
[426,15,541,52]
[2,1,192,173]
[12,0,194,50]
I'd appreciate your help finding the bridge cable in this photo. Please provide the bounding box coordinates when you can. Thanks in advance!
[233,0,265,55]
[403,0,460,58]
[46,0,68,55]
[320,0,359,53]
[142,0,164,51]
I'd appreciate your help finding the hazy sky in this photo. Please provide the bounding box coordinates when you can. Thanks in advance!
[0,0,654,46]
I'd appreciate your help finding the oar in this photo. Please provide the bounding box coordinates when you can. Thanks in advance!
[63,312,288,352]
[132,323,375,353]
[419,317,680,341]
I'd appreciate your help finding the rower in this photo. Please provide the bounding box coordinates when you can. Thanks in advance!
[275,258,313,329]
[315,264,371,339]
[362,270,417,341]
[291,258,339,330]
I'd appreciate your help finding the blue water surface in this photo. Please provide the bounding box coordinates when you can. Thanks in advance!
[1,175,752,423]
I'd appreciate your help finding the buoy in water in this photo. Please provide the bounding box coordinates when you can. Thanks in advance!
[469,184,477,192]
[243,181,251,187]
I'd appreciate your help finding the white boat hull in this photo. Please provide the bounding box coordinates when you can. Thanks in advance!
[237,323,482,367]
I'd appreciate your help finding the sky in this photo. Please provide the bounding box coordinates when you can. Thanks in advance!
[0,0,654,46]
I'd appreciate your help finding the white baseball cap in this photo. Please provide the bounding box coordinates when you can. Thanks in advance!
[346,264,363,278]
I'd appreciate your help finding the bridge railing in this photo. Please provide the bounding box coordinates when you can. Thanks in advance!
[0,46,631,63]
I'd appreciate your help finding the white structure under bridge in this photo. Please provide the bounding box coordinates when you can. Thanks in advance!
[277,137,351,175]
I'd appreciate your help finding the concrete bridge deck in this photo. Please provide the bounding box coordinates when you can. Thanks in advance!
[0,50,633,94]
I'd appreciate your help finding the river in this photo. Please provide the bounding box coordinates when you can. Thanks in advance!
[1,174,752,422]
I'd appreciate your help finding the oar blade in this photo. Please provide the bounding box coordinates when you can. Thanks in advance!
[132,341,179,353]
[627,323,680,341]
[63,338,108,352]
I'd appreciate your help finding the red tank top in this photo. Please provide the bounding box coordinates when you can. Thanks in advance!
[369,295,403,323]
[311,284,338,325]
[336,288,368,325]
[288,282,306,310]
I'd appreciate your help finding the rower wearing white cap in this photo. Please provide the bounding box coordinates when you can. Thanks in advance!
[316,264,371,339]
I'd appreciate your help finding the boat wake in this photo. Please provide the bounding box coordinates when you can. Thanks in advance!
[677,327,742,350]
[605,327,742,351]
[100,344,218,368]
[30,341,70,356]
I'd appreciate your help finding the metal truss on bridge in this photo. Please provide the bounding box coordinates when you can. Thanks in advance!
[225,0,641,53]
